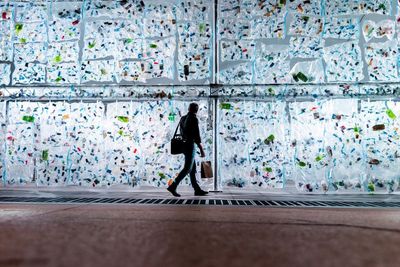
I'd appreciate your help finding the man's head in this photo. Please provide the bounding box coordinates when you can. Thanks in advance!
[188,102,199,114]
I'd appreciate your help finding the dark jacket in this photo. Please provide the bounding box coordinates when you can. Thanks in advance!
[180,112,201,147]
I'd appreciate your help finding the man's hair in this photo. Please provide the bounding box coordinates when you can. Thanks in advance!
[188,103,199,113]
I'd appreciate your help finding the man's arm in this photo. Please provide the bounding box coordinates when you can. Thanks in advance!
[193,117,205,158]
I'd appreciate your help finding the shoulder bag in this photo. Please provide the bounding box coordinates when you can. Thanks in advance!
[170,117,187,155]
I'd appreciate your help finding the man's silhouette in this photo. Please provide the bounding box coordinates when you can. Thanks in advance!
[167,103,208,197]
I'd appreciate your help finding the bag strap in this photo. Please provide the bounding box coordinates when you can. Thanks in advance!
[173,120,180,138]
[173,116,185,138]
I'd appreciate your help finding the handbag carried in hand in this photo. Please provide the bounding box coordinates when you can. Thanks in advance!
[170,117,187,155]
[201,161,213,178]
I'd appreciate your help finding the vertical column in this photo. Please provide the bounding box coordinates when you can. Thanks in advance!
[2,100,9,186]
[210,0,222,192]
[212,0,218,84]
[211,94,221,192]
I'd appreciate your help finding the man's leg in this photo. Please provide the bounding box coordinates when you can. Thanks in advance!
[189,159,201,192]
[171,150,194,188]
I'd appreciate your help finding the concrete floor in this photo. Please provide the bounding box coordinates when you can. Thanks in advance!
[1,203,400,267]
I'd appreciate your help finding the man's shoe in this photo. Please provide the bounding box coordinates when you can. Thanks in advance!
[194,190,208,196]
[167,186,181,197]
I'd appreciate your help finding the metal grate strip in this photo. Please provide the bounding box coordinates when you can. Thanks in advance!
[0,197,399,209]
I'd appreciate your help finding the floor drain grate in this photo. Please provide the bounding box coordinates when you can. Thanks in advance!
[0,196,399,209]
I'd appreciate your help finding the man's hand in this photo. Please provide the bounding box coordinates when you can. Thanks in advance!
[198,143,206,158]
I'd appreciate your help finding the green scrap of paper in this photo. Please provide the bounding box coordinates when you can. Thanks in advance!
[301,16,309,22]
[298,161,306,167]
[15,23,23,34]
[117,116,129,123]
[264,167,273,173]
[220,103,232,110]
[42,150,49,161]
[264,134,275,144]
[293,72,308,82]
[199,23,206,33]
[267,87,275,95]
[54,55,62,63]
[88,41,96,48]
[22,115,34,123]
[168,112,176,122]
[386,109,396,120]
[125,38,133,44]
[367,182,375,192]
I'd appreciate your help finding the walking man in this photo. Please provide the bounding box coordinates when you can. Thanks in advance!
[167,103,209,197]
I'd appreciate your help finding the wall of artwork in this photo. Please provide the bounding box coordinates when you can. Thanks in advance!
[1,0,400,193]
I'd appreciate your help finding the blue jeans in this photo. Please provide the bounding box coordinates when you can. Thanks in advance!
[172,143,201,191]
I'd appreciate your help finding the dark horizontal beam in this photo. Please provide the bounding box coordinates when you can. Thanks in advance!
[1,94,398,103]
[2,81,400,89]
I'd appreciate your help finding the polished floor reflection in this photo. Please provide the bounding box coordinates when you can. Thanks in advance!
[1,188,400,267]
